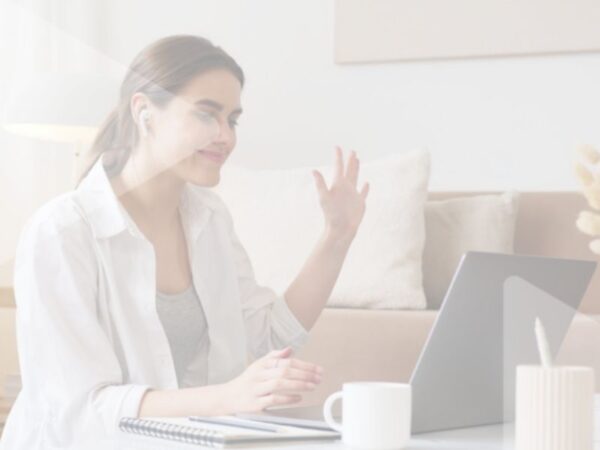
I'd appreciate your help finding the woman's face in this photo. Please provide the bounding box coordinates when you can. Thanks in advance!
[141,68,242,186]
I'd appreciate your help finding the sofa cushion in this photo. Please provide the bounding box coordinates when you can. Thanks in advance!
[423,192,519,309]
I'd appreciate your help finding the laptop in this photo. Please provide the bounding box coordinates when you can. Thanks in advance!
[236,252,596,434]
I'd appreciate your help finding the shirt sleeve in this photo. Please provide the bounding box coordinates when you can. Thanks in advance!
[13,207,150,445]
[217,202,310,359]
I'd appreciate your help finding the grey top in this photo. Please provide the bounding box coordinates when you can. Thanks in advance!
[156,285,209,388]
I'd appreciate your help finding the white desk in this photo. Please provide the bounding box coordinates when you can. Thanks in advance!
[95,397,600,449]
[113,424,509,449]
[110,421,599,450]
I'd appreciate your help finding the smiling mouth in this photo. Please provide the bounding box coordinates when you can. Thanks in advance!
[196,150,226,163]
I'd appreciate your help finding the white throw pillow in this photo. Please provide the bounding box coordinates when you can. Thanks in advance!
[423,192,520,310]
[214,150,430,309]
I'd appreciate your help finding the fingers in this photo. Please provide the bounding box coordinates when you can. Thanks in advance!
[261,348,323,373]
[259,393,303,409]
[256,378,317,397]
[258,348,292,372]
[276,357,323,374]
[360,182,370,201]
[261,366,323,384]
[334,146,362,190]
[265,347,292,360]
[261,347,292,368]
[334,146,344,182]
[312,170,328,197]
[346,150,359,188]
[239,349,324,413]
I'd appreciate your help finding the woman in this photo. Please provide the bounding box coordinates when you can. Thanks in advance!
[1,35,369,449]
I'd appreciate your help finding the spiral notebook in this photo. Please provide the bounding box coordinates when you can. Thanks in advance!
[119,415,339,448]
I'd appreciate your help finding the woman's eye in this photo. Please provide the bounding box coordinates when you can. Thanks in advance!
[195,110,238,129]
[195,110,216,124]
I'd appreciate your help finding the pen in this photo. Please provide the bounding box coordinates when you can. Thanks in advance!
[535,317,553,368]
[189,416,283,433]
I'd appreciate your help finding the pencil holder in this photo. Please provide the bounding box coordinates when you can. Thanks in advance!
[515,365,595,450]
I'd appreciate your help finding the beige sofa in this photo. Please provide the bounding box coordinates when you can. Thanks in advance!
[295,192,600,406]
[1,192,599,409]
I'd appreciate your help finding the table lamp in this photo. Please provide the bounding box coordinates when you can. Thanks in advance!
[2,71,117,181]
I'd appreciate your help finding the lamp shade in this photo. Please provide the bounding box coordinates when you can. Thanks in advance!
[2,72,118,144]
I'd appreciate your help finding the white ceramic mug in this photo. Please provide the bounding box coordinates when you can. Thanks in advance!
[323,382,411,449]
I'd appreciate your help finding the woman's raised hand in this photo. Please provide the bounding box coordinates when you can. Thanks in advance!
[220,347,323,414]
[312,146,369,244]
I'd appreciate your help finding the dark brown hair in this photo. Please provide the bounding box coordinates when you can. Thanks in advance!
[77,35,244,184]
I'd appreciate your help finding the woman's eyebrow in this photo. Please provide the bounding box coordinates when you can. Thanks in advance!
[194,99,243,115]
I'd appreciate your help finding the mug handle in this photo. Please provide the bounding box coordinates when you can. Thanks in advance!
[323,391,343,432]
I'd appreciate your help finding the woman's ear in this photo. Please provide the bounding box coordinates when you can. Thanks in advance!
[130,93,152,137]
[130,93,150,125]
[139,109,150,137]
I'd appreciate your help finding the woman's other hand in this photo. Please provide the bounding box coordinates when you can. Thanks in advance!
[220,347,323,414]
[312,146,369,245]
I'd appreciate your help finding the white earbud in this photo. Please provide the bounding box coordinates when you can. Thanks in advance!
[139,109,150,137]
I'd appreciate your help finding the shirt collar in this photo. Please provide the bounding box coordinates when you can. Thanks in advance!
[76,155,216,241]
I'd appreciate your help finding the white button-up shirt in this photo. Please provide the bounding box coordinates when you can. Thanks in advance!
[1,157,309,450]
